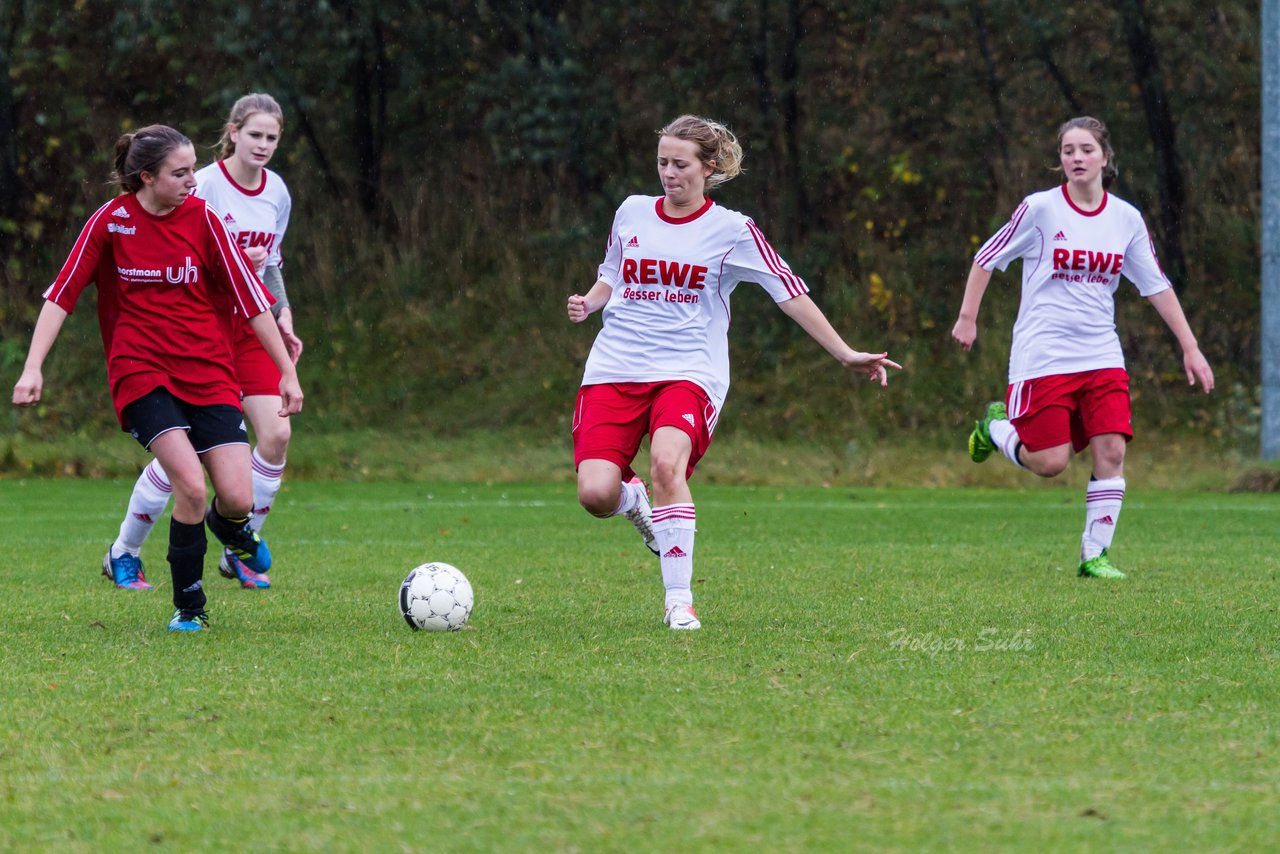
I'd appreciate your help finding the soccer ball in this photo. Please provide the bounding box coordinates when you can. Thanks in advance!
[399,562,474,631]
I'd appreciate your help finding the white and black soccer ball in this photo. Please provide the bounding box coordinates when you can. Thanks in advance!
[399,562,474,631]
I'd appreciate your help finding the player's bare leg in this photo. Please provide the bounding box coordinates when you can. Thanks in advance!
[578,459,657,555]
[149,430,213,628]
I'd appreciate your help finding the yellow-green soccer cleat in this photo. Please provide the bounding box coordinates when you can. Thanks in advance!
[967,401,1007,463]
[1078,549,1126,579]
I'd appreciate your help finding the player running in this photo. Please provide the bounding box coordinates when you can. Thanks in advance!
[12,124,303,631]
[952,116,1213,579]
[568,114,900,630]
[103,93,299,591]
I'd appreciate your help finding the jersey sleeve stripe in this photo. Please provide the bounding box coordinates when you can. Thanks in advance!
[746,220,808,297]
[42,201,115,303]
[205,205,273,315]
[975,201,1029,267]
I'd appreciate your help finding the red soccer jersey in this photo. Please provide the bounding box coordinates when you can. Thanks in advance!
[43,193,274,427]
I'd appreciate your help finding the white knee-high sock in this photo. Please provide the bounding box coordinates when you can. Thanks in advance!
[610,479,643,517]
[988,418,1027,469]
[250,447,286,534]
[652,503,696,608]
[1082,476,1125,560]
[113,458,172,557]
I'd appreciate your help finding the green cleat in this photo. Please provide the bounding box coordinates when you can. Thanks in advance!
[968,401,1007,463]
[1078,549,1126,579]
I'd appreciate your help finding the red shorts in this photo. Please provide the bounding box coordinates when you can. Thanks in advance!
[572,381,717,480]
[232,321,281,398]
[1006,368,1132,453]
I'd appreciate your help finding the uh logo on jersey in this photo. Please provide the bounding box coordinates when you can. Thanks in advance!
[619,255,708,305]
[1050,246,1124,285]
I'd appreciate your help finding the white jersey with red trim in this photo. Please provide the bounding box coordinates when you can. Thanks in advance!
[193,160,291,270]
[582,195,809,413]
[975,185,1170,383]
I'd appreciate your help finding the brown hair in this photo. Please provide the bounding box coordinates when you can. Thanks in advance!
[112,125,192,193]
[659,115,744,190]
[218,93,285,159]
[1057,116,1118,187]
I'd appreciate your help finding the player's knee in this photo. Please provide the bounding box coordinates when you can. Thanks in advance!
[215,491,253,519]
[649,454,685,494]
[577,481,617,517]
[1033,452,1070,478]
[255,420,291,462]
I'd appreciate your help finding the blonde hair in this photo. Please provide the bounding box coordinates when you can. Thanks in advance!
[112,125,191,193]
[218,93,285,159]
[1056,116,1118,187]
[659,115,743,190]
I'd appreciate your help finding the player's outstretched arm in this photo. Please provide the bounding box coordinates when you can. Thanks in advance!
[567,280,614,324]
[952,263,993,351]
[777,294,902,387]
[1147,288,1214,393]
[247,310,304,415]
[12,301,70,407]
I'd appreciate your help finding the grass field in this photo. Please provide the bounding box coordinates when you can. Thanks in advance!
[2,478,1277,851]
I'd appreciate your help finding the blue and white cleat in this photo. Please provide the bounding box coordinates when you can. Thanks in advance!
[102,549,154,591]
[167,609,209,632]
[219,548,271,589]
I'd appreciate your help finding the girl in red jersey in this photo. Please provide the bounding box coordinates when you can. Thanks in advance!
[11,124,303,631]
[952,116,1213,579]
[105,94,300,591]
[568,114,900,630]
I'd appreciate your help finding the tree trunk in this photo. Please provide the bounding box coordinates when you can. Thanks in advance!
[1119,0,1188,294]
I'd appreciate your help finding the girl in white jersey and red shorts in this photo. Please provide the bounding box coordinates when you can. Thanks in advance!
[952,116,1213,579]
[103,94,300,591]
[11,125,303,631]
[569,115,901,630]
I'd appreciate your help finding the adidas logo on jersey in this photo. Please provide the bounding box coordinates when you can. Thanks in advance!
[224,213,237,226]
[663,546,688,559]
[111,206,130,218]
[1053,231,1067,241]
[626,235,639,247]
[682,413,696,429]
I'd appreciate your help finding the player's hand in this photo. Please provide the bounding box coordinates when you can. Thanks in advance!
[567,294,591,323]
[278,374,304,416]
[12,367,43,407]
[843,352,902,388]
[277,310,304,363]
[952,317,978,351]
[1184,347,1214,393]
[245,246,269,271]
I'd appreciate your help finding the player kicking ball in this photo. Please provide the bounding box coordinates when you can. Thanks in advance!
[569,114,899,629]
[952,116,1213,579]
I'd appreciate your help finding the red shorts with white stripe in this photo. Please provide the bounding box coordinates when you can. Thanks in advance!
[572,381,716,481]
[1006,368,1132,453]
[231,318,282,397]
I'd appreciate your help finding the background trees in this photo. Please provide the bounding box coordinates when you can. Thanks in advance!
[0,0,1261,444]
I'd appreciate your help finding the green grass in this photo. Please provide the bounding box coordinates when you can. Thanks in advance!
[1,479,1277,851]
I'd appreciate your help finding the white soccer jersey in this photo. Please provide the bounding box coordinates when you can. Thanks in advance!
[193,160,291,270]
[976,185,1170,383]
[582,195,809,414]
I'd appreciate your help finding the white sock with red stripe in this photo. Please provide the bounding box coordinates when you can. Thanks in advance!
[652,503,696,608]
[249,447,286,534]
[113,458,171,557]
[610,478,643,517]
[1082,476,1125,560]
[988,418,1027,469]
